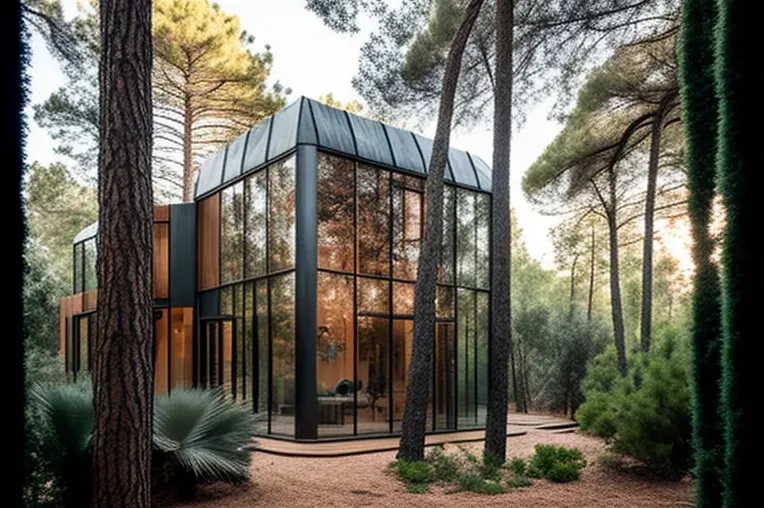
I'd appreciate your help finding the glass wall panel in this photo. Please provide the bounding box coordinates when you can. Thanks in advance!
[222,320,234,398]
[457,289,477,428]
[84,239,97,291]
[170,308,193,390]
[73,243,83,293]
[220,286,233,316]
[244,171,267,278]
[154,309,168,394]
[392,282,414,316]
[357,165,390,276]
[435,322,456,430]
[476,291,489,426]
[358,278,388,314]
[270,273,295,436]
[221,182,244,283]
[317,272,355,437]
[244,283,254,405]
[456,190,477,287]
[392,320,432,432]
[255,280,269,433]
[440,186,456,284]
[392,182,422,280]
[317,154,354,272]
[437,286,455,319]
[475,193,490,289]
[234,284,245,403]
[268,157,296,272]
[356,317,389,434]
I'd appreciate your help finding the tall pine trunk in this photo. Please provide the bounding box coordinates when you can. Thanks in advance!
[587,224,595,321]
[639,97,673,353]
[678,2,724,505]
[484,0,513,464]
[91,1,154,506]
[605,168,627,376]
[715,0,764,505]
[397,0,485,462]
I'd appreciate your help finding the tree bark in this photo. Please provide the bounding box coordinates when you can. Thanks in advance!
[484,0,514,464]
[91,0,154,506]
[182,91,193,202]
[604,169,627,376]
[397,0,485,462]
[715,1,764,506]
[587,224,595,321]
[639,97,672,353]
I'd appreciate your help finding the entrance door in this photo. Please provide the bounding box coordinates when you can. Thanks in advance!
[198,318,236,397]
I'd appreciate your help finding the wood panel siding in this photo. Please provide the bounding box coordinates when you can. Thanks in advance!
[153,223,170,298]
[154,205,170,222]
[197,193,220,290]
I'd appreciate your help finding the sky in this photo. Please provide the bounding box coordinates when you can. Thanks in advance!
[25,0,572,268]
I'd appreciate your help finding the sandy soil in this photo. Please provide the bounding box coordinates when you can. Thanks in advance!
[173,430,694,508]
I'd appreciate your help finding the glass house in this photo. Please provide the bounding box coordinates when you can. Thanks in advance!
[60,97,492,441]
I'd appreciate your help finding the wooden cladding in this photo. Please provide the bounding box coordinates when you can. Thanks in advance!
[154,223,170,298]
[197,193,221,290]
[154,205,170,222]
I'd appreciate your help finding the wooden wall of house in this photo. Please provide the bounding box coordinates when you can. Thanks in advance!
[197,193,220,290]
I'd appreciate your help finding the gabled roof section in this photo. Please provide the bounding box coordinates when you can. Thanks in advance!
[194,96,493,199]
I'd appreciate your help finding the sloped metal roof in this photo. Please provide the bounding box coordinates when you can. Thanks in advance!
[194,96,493,198]
[73,221,98,244]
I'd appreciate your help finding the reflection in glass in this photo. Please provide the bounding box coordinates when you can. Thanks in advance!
[245,171,267,277]
[357,317,389,434]
[475,193,490,289]
[318,154,354,272]
[437,286,455,319]
[358,277,389,314]
[222,321,234,398]
[393,282,415,315]
[154,310,167,393]
[357,165,390,276]
[78,316,89,374]
[268,157,296,272]
[435,322,456,430]
[270,273,295,436]
[458,288,476,428]
[221,182,244,283]
[317,272,355,436]
[393,183,422,280]
[255,280,269,433]
[440,186,456,284]
[392,320,432,432]
[457,190,476,287]
[171,308,193,390]
[476,292,489,426]
[74,243,83,293]
[234,284,244,403]
[84,239,97,291]
[244,283,254,404]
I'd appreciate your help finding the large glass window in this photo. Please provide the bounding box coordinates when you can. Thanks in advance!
[457,288,476,428]
[318,154,354,272]
[73,242,83,293]
[440,186,456,284]
[317,272,355,436]
[244,171,267,278]
[171,308,193,390]
[457,190,477,287]
[155,309,169,394]
[221,182,244,283]
[392,177,422,280]
[268,157,296,272]
[84,238,97,291]
[476,291,489,426]
[357,165,390,276]
[270,273,295,436]
[255,280,269,433]
[357,317,389,434]
[475,193,490,289]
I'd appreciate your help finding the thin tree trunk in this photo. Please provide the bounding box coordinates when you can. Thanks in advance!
[587,224,595,321]
[569,253,579,317]
[605,169,627,376]
[484,0,514,464]
[715,0,764,505]
[182,92,193,202]
[639,98,671,353]
[397,0,485,462]
[91,0,154,506]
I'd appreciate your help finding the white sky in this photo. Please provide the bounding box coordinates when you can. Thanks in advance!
[25,0,565,268]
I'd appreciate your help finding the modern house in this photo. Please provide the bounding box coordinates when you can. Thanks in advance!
[60,97,492,441]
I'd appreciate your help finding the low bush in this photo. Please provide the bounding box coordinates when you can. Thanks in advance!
[425,446,460,482]
[393,460,434,485]
[505,475,532,489]
[456,472,505,495]
[507,457,527,476]
[528,445,586,481]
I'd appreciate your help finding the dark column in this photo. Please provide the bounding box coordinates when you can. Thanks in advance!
[169,203,197,308]
[294,144,318,439]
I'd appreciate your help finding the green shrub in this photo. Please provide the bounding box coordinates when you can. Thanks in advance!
[547,462,581,482]
[576,332,692,478]
[394,460,434,485]
[528,445,586,480]
[152,388,256,497]
[406,483,429,494]
[457,472,505,495]
[425,446,460,482]
[597,452,625,471]
[505,476,532,488]
[507,457,527,476]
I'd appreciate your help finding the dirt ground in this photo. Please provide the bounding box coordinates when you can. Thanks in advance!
[175,429,694,508]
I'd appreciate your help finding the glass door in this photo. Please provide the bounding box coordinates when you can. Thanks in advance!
[198,318,236,398]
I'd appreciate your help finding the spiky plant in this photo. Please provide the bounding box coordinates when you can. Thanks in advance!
[152,388,256,498]
[31,381,94,508]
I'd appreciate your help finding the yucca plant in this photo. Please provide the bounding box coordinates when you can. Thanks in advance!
[152,388,256,498]
[31,380,94,508]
